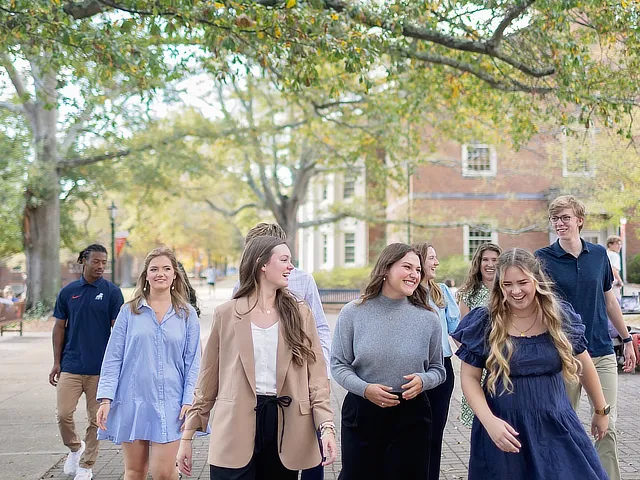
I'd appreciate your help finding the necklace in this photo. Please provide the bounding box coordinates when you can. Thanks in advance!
[510,309,538,337]
[259,305,274,315]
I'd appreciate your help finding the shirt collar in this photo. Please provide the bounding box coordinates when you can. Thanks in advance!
[139,298,177,316]
[550,238,590,257]
[80,275,105,288]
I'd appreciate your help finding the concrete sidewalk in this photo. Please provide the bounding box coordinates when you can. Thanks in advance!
[3,279,640,479]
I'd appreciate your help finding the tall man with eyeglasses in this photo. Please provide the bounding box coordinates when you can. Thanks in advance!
[535,195,636,480]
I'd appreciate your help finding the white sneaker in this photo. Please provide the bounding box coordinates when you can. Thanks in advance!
[63,440,85,475]
[73,467,93,480]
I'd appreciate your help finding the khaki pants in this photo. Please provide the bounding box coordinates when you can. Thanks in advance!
[566,354,620,480]
[56,373,100,468]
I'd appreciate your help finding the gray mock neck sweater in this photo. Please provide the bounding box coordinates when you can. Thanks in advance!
[331,294,445,397]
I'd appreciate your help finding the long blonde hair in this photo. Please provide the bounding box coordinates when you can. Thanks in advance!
[128,247,191,317]
[485,248,581,396]
[413,242,444,308]
[234,236,316,366]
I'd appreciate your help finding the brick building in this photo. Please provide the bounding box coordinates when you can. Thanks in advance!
[387,126,640,278]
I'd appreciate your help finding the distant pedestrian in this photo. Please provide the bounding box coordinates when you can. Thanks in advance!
[49,244,124,480]
[453,248,609,480]
[606,235,623,302]
[331,243,445,479]
[414,243,461,480]
[457,242,502,427]
[96,247,201,480]
[204,266,216,298]
[232,222,332,480]
[177,236,336,479]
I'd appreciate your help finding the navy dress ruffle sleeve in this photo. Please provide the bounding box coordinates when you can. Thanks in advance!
[451,304,608,480]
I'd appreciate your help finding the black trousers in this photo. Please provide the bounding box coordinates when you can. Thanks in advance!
[210,395,298,480]
[425,356,455,480]
[338,391,432,480]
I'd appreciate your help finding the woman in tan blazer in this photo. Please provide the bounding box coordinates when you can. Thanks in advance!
[177,235,337,479]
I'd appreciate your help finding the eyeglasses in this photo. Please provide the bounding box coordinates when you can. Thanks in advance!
[549,215,574,224]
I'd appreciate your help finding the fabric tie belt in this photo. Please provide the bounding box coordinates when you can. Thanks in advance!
[254,395,292,453]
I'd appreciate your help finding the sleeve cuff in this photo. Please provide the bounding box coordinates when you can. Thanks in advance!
[455,347,485,368]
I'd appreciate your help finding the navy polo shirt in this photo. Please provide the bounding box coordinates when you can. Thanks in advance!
[535,239,614,357]
[53,276,124,375]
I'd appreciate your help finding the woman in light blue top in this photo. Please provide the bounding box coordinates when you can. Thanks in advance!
[414,242,461,480]
[96,247,201,480]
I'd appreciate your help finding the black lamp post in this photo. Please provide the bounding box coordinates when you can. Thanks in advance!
[108,202,118,283]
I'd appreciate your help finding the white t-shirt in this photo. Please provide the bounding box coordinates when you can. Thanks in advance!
[607,250,621,272]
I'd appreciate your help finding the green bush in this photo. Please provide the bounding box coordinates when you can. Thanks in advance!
[435,255,471,286]
[628,254,640,284]
[313,266,372,290]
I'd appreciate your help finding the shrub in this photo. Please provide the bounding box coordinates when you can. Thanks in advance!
[435,255,471,286]
[313,266,372,290]
[628,254,640,284]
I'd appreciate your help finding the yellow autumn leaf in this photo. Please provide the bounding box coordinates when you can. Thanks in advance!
[257,32,265,39]
[274,25,282,38]
[214,2,225,8]
[331,13,339,20]
[286,0,296,8]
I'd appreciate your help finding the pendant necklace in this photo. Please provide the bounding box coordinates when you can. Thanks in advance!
[511,308,538,337]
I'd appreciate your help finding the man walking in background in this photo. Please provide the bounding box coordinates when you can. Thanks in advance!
[49,244,124,480]
[233,222,331,480]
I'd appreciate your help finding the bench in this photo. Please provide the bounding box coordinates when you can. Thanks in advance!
[0,302,25,336]
[318,289,361,305]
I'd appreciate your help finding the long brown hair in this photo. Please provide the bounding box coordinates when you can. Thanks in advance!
[485,248,580,396]
[360,243,434,311]
[234,236,316,366]
[413,242,445,308]
[458,242,502,301]
[128,247,191,317]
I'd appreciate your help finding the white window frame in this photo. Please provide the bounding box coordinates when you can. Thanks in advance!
[343,175,356,199]
[344,232,356,264]
[463,224,498,260]
[461,144,497,177]
[561,128,596,178]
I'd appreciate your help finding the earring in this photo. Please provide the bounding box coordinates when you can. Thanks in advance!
[143,281,148,292]
[383,276,386,281]
[171,284,175,290]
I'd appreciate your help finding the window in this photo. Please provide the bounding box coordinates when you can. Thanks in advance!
[322,182,328,201]
[343,176,356,199]
[322,234,328,264]
[562,130,595,177]
[463,224,498,260]
[344,233,356,264]
[461,144,497,177]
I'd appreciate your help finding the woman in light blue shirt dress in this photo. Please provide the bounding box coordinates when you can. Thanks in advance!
[97,247,201,479]
[414,242,461,480]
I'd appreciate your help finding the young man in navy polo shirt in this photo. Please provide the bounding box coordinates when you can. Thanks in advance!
[49,244,124,480]
[535,195,636,480]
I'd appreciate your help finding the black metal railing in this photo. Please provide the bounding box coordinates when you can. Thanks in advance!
[318,289,361,304]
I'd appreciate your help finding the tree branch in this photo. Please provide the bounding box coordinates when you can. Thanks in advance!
[298,214,349,229]
[0,54,29,100]
[63,0,105,19]
[488,0,536,49]
[402,49,553,94]
[0,100,24,114]
[202,199,260,216]
[60,104,95,154]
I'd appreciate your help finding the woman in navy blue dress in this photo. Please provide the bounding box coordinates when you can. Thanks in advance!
[452,248,609,480]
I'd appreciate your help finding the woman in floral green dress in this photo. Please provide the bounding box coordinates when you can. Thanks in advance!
[457,243,502,427]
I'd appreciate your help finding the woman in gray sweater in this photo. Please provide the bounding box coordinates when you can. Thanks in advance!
[331,243,446,479]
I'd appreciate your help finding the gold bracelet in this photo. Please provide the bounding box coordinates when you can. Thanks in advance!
[180,437,194,441]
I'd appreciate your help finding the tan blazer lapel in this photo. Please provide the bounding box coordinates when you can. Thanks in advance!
[276,321,293,395]
[233,299,256,395]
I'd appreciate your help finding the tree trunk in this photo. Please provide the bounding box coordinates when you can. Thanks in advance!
[23,64,61,310]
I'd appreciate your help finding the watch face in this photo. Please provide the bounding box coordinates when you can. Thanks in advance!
[605,405,611,415]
